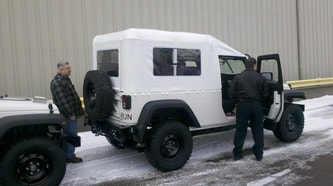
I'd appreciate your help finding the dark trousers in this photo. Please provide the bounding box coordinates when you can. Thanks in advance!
[233,100,264,157]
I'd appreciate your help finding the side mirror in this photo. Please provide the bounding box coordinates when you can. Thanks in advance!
[261,72,273,81]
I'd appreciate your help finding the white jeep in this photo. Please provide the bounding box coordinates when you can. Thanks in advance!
[0,96,81,185]
[83,29,305,172]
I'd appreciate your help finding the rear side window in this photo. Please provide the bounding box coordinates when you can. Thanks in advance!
[97,50,119,77]
[153,48,173,76]
[153,48,201,76]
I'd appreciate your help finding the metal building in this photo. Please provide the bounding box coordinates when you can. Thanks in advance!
[0,0,332,98]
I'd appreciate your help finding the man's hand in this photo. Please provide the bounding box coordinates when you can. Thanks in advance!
[70,115,76,120]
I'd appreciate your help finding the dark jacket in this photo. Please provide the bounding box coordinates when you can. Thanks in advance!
[50,74,84,118]
[228,69,269,102]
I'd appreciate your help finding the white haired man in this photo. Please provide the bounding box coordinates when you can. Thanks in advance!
[50,61,84,163]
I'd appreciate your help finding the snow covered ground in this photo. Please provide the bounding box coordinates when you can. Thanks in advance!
[61,95,333,186]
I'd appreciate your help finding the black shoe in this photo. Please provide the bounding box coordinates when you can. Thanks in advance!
[234,155,243,161]
[255,156,263,161]
[66,156,83,163]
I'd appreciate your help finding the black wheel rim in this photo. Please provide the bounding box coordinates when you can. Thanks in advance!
[160,134,181,159]
[286,114,298,133]
[15,153,52,185]
[87,82,97,109]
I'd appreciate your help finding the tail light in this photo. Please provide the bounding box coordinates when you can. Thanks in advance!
[121,95,131,109]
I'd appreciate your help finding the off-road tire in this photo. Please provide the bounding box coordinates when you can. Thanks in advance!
[0,137,66,186]
[83,70,114,120]
[274,105,304,142]
[273,126,283,141]
[145,121,193,172]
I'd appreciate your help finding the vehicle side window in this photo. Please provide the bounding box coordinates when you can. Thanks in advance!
[177,49,201,76]
[97,50,119,77]
[153,48,201,76]
[219,56,245,75]
[260,59,279,82]
[153,48,173,76]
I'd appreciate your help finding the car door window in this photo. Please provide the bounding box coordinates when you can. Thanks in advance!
[260,59,279,82]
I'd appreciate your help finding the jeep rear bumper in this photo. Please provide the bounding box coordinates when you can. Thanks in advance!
[84,118,138,144]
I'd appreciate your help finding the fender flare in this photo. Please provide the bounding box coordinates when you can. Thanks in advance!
[284,89,306,102]
[133,100,200,143]
[0,114,64,138]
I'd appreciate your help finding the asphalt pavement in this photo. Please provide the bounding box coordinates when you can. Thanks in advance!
[275,154,333,186]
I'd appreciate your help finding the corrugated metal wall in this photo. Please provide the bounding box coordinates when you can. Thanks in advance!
[0,0,332,98]
[298,0,333,79]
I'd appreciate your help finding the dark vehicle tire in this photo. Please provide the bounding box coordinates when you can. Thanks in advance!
[145,121,193,172]
[83,70,114,120]
[274,105,304,142]
[273,126,283,141]
[106,136,137,149]
[0,137,66,186]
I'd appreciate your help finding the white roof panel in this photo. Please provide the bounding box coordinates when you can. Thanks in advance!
[93,28,244,57]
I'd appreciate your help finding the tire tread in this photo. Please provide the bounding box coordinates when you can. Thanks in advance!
[0,137,66,186]
[145,121,193,172]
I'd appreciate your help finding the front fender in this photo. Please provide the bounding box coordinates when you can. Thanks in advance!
[0,114,81,147]
[0,114,64,138]
[284,89,306,102]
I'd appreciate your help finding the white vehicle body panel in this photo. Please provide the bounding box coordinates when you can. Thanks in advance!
[92,29,262,128]
[266,91,283,120]
[0,97,59,118]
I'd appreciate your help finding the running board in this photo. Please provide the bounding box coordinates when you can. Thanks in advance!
[191,125,236,136]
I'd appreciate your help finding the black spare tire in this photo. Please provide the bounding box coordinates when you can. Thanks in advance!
[83,70,114,120]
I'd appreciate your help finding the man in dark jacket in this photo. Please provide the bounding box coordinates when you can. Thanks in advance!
[228,57,269,161]
[51,61,84,163]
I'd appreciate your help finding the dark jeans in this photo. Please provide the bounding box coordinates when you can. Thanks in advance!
[233,100,264,158]
[65,119,78,158]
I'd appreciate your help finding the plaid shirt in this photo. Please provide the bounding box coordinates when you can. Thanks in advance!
[50,74,84,118]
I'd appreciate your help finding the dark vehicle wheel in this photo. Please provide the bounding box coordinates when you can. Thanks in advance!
[273,126,283,141]
[0,137,66,186]
[83,70,114,120]
[145,121,193,172]
[106,136,137,149]
[274,105,304,142]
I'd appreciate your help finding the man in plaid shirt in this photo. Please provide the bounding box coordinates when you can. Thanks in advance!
[51,61,84,163]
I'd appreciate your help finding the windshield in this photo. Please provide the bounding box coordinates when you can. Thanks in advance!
[219,56,245,74]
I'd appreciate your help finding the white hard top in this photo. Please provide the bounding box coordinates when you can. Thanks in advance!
[93,28,245,93]
[93,28,244,57]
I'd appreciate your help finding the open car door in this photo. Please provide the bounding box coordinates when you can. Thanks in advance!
[257,54,284,122]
